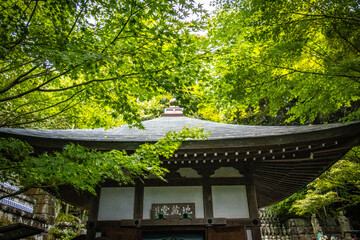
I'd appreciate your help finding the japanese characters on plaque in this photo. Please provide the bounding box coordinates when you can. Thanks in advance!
[151,203,195,220]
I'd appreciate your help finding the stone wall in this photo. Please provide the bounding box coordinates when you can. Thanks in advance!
[285,217,343,240]
[259,210,357,240]
[26,188,56,225]
[0,184,56,240]
[260,211,291,240]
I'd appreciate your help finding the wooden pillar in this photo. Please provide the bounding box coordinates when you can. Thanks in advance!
[197,168,215,220]
[203,176,213,219]
[86,190,100,240]
[134,180,144,219]
[246,175,261,240]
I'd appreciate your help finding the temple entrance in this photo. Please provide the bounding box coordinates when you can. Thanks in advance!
[142,231,204,240]
[103,226,247,240]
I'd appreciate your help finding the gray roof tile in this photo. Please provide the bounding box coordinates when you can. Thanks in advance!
[0,117,355,142]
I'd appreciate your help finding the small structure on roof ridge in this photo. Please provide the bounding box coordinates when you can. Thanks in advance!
[162,106,184,117]
[162,98,184,117]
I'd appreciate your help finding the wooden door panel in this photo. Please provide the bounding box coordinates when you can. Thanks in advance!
[105,228,140,240]
[208,226,247,240]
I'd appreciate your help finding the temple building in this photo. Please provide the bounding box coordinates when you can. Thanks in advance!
[1,106,359,240]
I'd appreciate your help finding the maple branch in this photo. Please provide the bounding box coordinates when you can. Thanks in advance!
[0,58,39,74]
[67,0,89,38]
[101,0,157,53]
[290,12,360,22]
[0,65,80,102]
[258,62,360,83]
[25,0,38,28]
[8,0,39,51]
[3,95,82,128]
[331,22,360,54]
[0,65,39,94]
[4,88,85,126]
[37,53,208,92]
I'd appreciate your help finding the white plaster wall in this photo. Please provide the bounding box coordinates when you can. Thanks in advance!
[247,229,253,240]
[212,185,249,218]
[98,187,135,220]
[143,186,204,219]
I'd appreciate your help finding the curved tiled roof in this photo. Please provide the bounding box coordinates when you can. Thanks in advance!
[1,116,360,209]
[0,116,355,142]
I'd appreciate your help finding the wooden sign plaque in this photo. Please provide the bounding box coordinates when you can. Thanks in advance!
[151,203,195,220]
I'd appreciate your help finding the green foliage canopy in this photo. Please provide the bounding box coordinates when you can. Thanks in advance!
[0,0,207,128]
[202,1,360,218]
[201,0,360,124]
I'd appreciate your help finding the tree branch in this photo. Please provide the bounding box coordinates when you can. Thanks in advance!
[249,70,296,89]
[5,88,85,125]
[3,95,82,127]
[0,58,39,74]
[37,54,206,92]
[258,62,360,83]
[304,44,360,74]
[331,22,360,54]
[278,16,327,26]
[101,11,135,53]
[18,68,55,84]
[0,65,39,94]
[0,100,41,120]
[67,0,89,38]
[38,75,127,92]
[8,0,39,51]
[0,64,80,102]
[19,1,33,21]
[290,12,360,22]
[101,0,157,53]
[25,0,38,28]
